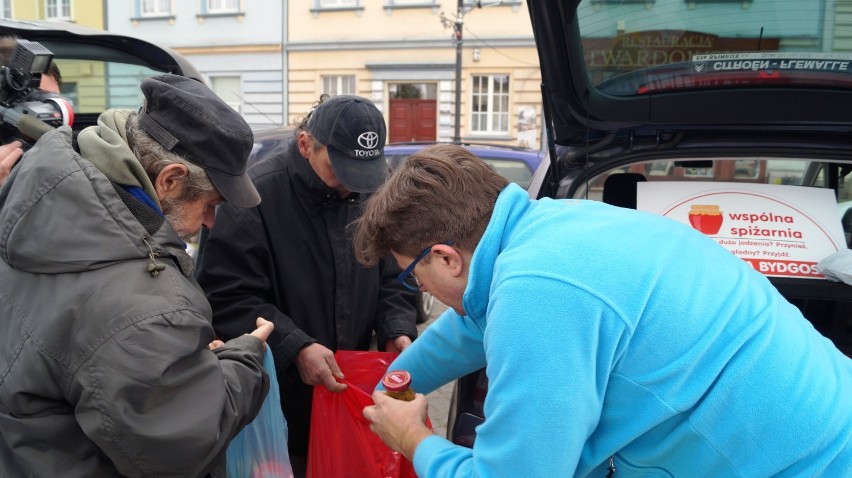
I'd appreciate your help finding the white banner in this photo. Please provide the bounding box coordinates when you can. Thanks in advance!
[637,182,846,279]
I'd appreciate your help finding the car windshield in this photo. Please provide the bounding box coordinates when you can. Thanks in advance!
[579,0,850,96]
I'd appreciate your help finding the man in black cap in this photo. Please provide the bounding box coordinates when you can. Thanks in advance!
[0,74,273,477]
[196,94,419,476]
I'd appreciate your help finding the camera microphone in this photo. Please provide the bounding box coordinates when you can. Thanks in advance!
[0,103,55,141]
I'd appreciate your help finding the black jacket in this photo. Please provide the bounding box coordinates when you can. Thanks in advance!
[196,139,417,456]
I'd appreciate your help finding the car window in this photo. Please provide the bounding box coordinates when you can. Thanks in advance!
[578,0,852,96]
[809,162,852,202]
[385,149,536,189]
[579,157,852,206]
[481,158,534,189]
[53,59,165,114]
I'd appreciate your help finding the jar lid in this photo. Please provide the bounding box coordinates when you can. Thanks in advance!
[382,370,411,391]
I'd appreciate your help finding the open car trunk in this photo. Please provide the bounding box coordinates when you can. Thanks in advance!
[527,0,852,355]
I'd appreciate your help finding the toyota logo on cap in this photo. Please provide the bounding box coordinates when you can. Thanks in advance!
[358,131,379,149]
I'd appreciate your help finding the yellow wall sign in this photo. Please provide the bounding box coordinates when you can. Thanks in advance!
[637,182,846,279]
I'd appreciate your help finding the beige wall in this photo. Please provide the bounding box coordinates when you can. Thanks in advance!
[290,5,443,42]
[9,0,35,20]
[11,0,105,28]
[287,0,542,149]
[289,2,534,42]
[73,0,105,28]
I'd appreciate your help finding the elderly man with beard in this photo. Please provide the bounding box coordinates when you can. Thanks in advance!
[0,74,273,478]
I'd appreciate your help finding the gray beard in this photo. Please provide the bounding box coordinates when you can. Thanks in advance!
[161,196,199,242]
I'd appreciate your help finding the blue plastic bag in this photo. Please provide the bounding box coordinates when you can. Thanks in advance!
[226,349,293,478]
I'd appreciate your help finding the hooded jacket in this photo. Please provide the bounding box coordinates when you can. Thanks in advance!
[196,138,418,456]
[0,113,268,478]
[388,184,852,477]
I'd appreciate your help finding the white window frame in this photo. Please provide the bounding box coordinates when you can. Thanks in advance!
[319,0,358,7]
[322,75,356,96]
[141,0,171,16]
[470,74,510,134]
[0,0,11,18]
[206,0,240,13]
[44,0,71,20]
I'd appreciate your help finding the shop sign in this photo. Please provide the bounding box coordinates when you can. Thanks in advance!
[583,30,779,72]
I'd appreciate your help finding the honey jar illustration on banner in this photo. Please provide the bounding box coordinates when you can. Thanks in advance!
[688,204,723,235]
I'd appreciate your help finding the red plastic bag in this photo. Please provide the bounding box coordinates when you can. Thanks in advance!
[307,350,429,478]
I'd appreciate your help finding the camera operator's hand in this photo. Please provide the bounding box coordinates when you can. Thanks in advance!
[0,140,24,186]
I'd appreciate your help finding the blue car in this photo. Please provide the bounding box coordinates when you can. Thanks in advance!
[385,142,545,189]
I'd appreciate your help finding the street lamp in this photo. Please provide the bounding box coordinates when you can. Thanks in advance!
[448,1,508,142]
[441,1,467,143]
[453,0,464,143]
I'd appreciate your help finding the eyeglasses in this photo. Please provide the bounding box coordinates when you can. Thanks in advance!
[396,241,453,291]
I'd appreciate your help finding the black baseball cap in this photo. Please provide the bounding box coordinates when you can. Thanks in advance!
[137,74,261,208]
[307,95,388,193]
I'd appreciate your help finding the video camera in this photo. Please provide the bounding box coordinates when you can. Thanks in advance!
[0,39,73,147]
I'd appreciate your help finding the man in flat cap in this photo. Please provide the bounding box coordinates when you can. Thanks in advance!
[196,94,418,476]
[0,74,272,477]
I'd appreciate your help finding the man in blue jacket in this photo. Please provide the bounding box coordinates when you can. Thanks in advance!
[354,144,852,477]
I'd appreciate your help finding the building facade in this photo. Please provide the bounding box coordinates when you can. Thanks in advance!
[8,0,104,28]
[288,1,542,148]
[2,1,545,148]
[106,0,286,131]
[11,1,845,150]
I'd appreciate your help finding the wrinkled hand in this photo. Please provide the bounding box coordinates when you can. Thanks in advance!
[295,343,347,392]
[385,336,412,354]
[363,391,432,461]
[0,141,24,186]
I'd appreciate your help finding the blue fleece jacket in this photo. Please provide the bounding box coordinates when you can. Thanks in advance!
[385,184,852,477]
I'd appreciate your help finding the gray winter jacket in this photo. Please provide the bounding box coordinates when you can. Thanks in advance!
[0,116,268,477]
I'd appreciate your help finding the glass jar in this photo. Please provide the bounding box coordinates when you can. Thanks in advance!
[382,370,416,401]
